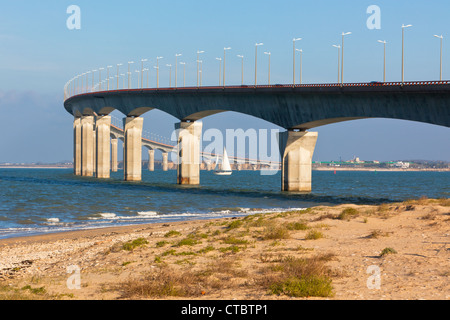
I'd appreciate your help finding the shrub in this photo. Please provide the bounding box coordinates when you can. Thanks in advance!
[305,230,323,240]
[269,275,333,298]
[122,238,148,251]
[164,230,181,238]
[338,208,359,220]
[380,247,397,257]
[262,226,290,240]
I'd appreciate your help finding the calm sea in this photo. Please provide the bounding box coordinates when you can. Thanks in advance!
[0,168,448,239]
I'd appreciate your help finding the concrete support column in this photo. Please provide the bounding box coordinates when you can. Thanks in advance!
[148,149,155,171]
[80,116,94,177]
[93,130,96,175]
[111,138,118,172]
[279,130,318,192]
[123,116,144,181]
[95,115,111,178]
[162,152,169,171]
[73,117,82,176]
[175,121,203,185]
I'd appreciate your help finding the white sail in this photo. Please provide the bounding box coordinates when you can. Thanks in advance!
[214,154,220,170]
[222,148,232,171]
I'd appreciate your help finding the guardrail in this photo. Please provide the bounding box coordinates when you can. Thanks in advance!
[64,80,450,101]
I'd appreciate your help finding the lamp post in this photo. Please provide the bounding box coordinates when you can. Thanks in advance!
[255,43,264,86]
[98,68,104,90]
[179,62,186,87]
[237,55,244,85]
[264,52,271,85]
[166,64,172,87]
[140,59,148,89]
[143,68,149,88]
[81,73,85,94]
[434,34,444,81]
[156,57,163,88]
[127,61,134,89]
[116,64,122,90]
[296,49,303,84]
[377,40,387,82]
[106,66,112,90]
[216,58,222,86]
[91,70,97,92]
[293,38,302,85]
[175,54,182,88]
[223,47,231,87]
[85,71,90,92]
[402,24,412,83]
[197,50,205,87]
[341,32,351,85]
[332,45,340,83]
[135,70,140,88]
[197,60,203,86]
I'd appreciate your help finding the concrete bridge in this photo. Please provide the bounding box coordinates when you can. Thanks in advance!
[65,81,450,192]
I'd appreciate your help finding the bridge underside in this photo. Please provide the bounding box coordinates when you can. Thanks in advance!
[67,84,450,192]
[65,84,450,129]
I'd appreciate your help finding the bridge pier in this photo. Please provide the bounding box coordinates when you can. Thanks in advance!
[111,138,118,172]
[162,152,169,171]
[176,121,202,185]
[73,117,82,176]
[80,116,95,177]
[279,130,318,192]
[95,115,111,179]
[123,116,144,181]
[148,149,155,171]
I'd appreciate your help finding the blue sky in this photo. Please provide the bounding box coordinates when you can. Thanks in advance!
[0,0,449,162]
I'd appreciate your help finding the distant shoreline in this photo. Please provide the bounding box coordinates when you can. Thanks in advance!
[313,167,450,172]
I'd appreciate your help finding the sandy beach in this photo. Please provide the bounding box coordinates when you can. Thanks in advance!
[0,198,448,300]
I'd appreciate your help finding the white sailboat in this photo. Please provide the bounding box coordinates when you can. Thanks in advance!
[214,148,232,176]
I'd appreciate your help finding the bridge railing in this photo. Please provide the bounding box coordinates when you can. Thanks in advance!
[64,79,450,101]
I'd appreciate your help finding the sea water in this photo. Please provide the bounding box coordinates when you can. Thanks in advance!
[0,168,448,239]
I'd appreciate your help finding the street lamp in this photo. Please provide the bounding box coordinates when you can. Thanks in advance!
[116,64,122,90]
[106,66,112,90]
[143,68,149,88]
[127,61,134,89]
[179,62,186,87]
[223,47,231,87]
[141,59,148,89]
[197,50,205,87]
[98,68,104,90]
[91,70,97,92]
[341,32,351,85]
[264,52,271,85]
[237,55,244,85]
[293,38,302,85]
[434,34,444,81]
[156,57,163,88]
[332,45,341,83]
[296,49,303,84]
[166,64,172,87]
[255,43,264,86]
[175,54,182,88]
[377,40,387,82]
[135,70,141,88]
[85,71,91,92]
[402,24,412,83]
[216,58,222,86]
[198,60,203,86]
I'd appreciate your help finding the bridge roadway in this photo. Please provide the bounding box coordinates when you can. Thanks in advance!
[66,81,450,192]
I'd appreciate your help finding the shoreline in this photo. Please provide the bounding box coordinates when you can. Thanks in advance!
[0,198,448,300]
